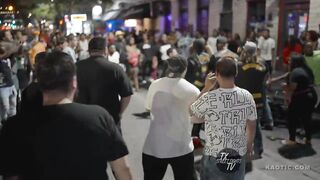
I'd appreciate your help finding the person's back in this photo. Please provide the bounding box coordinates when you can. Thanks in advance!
[30,103,126,180]
[236,61,267,106]
[143,56,199,180]
[76,56,132,125]
[0,51,132,180]
[144,78,199,157]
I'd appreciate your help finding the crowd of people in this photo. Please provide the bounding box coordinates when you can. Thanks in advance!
[0,26,319,180]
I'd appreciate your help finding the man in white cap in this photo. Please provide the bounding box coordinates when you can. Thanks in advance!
[236,41,267,161]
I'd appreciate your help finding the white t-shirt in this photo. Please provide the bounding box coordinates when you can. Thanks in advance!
[207,37,218,54]
[108,51,120,64]
[160,44,172,61]
[258,37,275,61]
[190,87,257,157]
[63,47,77,63]
[79,40,89,60]
[144,77,200,158]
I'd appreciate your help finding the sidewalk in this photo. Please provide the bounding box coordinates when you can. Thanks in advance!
[246,127,320,180]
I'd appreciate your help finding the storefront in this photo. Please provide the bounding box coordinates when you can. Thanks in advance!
[247,0,266,33]
[197,0,209,36]
[278,0,310,52]
[179,0,188,32]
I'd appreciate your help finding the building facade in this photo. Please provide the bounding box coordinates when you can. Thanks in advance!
[170,0,319,53]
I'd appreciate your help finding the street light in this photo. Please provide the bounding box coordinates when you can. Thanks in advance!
[8,6,13,11]
[92,5,102,20]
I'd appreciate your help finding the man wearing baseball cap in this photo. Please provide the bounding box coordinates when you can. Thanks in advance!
[236,41,267,161]
[143,56,200,180]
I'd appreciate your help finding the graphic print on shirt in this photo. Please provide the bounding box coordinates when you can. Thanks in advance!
[191,88,257,157]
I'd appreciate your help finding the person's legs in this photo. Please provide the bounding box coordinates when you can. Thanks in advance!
[133,68,139,91]
[262,90,274,129]
[142,153,168,180]
[169,152,195,180]
[254,108,263,158]
[287,100,299,142]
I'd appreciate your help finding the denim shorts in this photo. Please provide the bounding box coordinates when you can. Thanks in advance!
[200,155,246,180]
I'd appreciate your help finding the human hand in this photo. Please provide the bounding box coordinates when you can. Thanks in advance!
[204,72,217,91]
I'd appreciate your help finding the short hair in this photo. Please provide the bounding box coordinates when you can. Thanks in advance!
[89,37,107,53]
[263,29,270,33]
[37,51,76,93]
[67,34,75,42]
[57,37,66,46]
[215,56,238,78]
[167,47,176,56]
[35,52,47,66]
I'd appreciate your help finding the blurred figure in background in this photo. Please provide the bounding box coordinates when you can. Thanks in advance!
[78,33,89,61]
[126,37,141,91]
[282,35,302,71]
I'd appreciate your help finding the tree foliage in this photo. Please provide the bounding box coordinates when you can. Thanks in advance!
[16,0,112,20]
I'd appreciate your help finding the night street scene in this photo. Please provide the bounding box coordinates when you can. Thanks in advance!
[1,0,320,179]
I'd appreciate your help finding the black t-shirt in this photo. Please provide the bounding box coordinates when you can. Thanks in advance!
[0,103,128,180]
[0,60,13,88]
[76,56,133,124]
[20,82,42,115]
[141,43,157,61]
[235,62,268,107]
[290,67,314,92]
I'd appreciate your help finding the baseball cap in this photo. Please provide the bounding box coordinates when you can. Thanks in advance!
[166,56,188,78]
[243,41,257,54]
[217,36,228,44]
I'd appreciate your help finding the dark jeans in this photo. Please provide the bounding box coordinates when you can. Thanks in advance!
[287,90,317,141]
[141,59,152,80]
[264,61,272,75]
[142,152,195,180]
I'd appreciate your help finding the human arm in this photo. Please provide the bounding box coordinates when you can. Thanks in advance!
[246,119,256,161]
[189,73,218,123]
[120,96,131,118]
[110,156,133,180]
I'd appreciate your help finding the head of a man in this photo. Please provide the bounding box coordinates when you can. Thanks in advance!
[37,51,76,101]
[166,55,188,78]
[215,56,238,83]
[89,37,107,56]
[167,47,178,58]
[216,36,228,51]
[108,44,116,54]
[304,42,314,57]
[262,29,270,39]
[240,41,257,63]
[80,33,86,41]
[67,35,78,48]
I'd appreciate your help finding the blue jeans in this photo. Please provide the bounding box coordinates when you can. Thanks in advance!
[200,155,246,180]
[0,86,17,122]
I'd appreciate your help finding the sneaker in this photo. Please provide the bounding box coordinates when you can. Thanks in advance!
[281,139,297,145]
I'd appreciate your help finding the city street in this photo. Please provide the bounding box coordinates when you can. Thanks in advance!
[112,90,320,180]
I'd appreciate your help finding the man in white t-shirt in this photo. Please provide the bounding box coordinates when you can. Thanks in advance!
[108,45,120,64]
[63,35,77,63]
[143,56,200,180]
[207,29,219,55]
[190,57,257,180]
[258,29,275,74]
[78,34,89,61]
